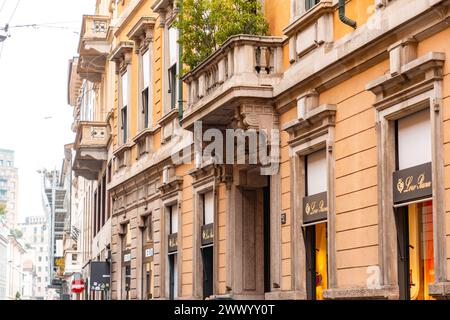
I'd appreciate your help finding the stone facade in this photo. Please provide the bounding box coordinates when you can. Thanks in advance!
[67,0,450,300]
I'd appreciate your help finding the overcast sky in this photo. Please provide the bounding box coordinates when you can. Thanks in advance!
[0,0,94,222]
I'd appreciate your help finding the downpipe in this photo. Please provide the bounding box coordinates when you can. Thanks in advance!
[339,0,357,29]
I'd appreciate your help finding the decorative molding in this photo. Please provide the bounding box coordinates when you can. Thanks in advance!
[127,16,157,53]
[109,41,134,74]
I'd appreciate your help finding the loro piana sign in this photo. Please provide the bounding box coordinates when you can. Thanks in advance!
[393,162,432,204]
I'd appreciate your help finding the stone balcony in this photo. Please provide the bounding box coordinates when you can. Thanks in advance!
[77,15,111,82]
[181,35,283,131]
[73,121,110,180]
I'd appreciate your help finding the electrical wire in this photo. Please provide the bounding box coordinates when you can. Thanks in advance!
[6,0,20,24]
[0,42,4,60]
[0,0,7,14]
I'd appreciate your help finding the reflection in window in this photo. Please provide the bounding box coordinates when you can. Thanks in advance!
[408,201,434,300]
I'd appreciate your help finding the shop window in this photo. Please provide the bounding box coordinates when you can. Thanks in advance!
[142,215,154,300]
[303,149,328,300]
[394,109,434,300]
[201,192,214,299]
[396,201,434,300]
[167,204,178,300]
[122,223,132,300]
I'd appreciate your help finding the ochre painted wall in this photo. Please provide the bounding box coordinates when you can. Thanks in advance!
[333,0,376,41]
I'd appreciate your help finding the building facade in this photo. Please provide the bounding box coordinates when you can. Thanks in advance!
[19,215,49,299]
[0,221,7,299]
[0,149,19,227]
[40,168,69,291]
[67,0,450,300]
[6,235,25,300]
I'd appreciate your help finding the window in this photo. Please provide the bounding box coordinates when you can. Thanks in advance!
[304,149,328,300]
[141,49,151,129]
[142,215,154,299]
[168,65,177,111]
[201,191,214,299]
[396,201,434,300]
[396,109,431,170]
[169,205,178,235]
[120,71,129,143]
[122,223,132,300]
[125,223,132,249]
[394,109,434,300]
[305,0,320,11]
[167,27,178,112]
[167,204,178,300]
[305,149,327,195]
[202,192,214,226]
[145,215,152,244]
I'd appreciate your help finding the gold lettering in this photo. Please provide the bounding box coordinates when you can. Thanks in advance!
[398,173,431,194]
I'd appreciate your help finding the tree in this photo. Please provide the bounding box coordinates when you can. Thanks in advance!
[0,202,5,216]
[15,291,21,300]
[176,0,268,71]
[10,228,23,238]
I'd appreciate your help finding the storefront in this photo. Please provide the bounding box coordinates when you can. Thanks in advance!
[141,214,154,299]
[393,110,434,300]
[121,223,132,300]
[303,149,328,300]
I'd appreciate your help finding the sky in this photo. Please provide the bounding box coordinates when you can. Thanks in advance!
[0,0,94,221]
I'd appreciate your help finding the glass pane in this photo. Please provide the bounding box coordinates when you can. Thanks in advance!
[306,149,327,195]
[121,71,128,107]
[315,222,328,300]
[143,50,150,89]
[408,201,434,300]
[169,27,178,66]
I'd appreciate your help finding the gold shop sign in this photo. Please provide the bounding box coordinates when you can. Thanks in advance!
[393,162,432,204]
[303,192,328,224]
[201,223,214,246]
[168,233,178,253]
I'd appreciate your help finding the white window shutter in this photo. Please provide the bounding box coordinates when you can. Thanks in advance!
[397,109,431,170]
[306,149,327,196]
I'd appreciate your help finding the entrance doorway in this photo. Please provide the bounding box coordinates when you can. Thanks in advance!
[238,174,271,297]
[396,201,434,300]
[305,222,328,300]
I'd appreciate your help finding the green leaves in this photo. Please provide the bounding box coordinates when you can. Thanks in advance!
[176,0,268,72]
[0,202,5,216]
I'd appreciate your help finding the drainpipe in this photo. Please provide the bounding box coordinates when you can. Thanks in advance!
[338,0,357,29]
[177,0,184,124]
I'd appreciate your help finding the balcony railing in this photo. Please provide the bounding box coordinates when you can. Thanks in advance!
[73,121,110,180]
[182,35,283,129]
[77,15,111,82]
